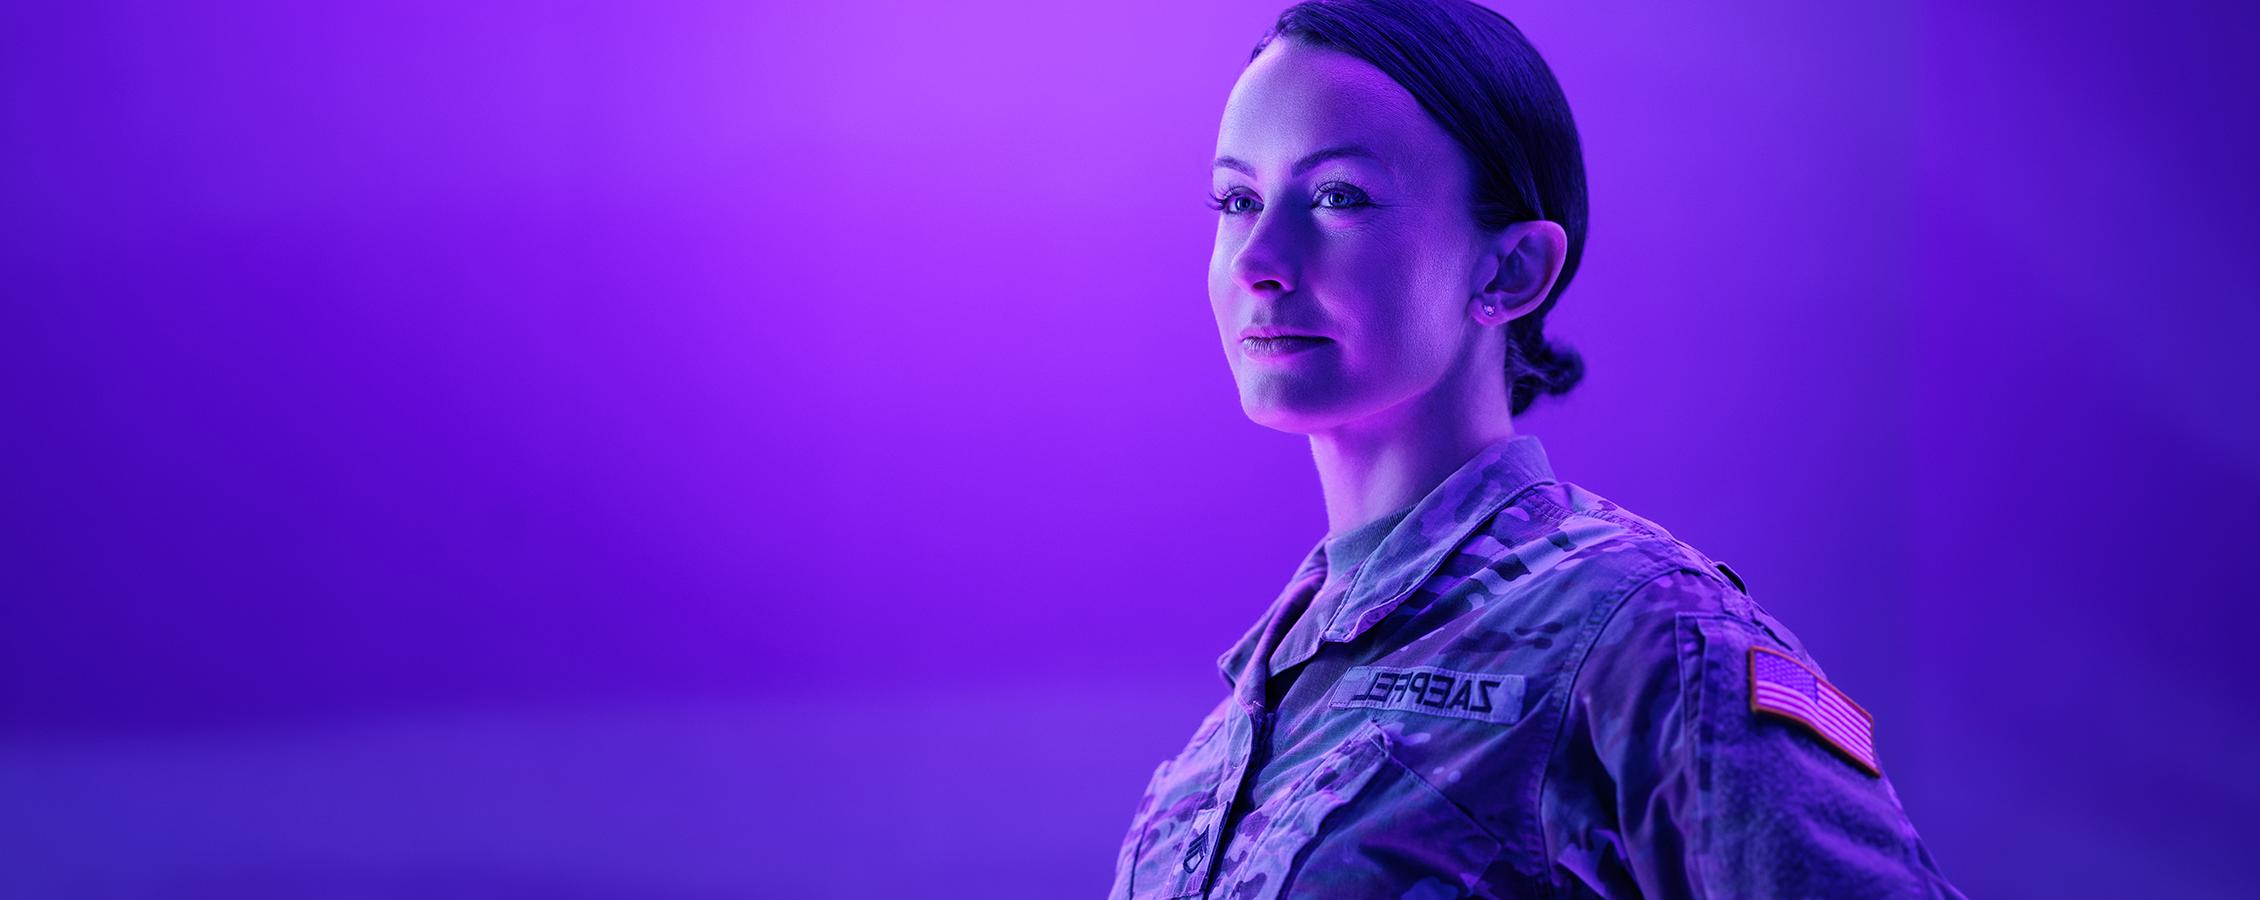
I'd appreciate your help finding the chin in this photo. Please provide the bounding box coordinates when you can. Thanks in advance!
[1244,410,1317,435]
[1239,375,1428,437]
[1238,391,1346,435]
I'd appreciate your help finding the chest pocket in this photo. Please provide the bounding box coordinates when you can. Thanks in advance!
[1114,702,1233,899]
[1214,718,1503,899]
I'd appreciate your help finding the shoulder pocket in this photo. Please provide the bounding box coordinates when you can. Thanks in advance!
[1215,719,1503,899]
[1672,614,1933,893]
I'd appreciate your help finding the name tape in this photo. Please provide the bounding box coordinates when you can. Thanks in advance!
[1331,665,1524,724]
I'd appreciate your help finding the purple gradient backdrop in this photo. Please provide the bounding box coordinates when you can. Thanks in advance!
[4,1,2255,897]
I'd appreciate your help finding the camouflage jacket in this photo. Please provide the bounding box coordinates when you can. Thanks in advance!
[1109,435,1963,898]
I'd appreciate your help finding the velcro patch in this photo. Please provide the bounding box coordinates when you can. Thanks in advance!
[1748,647,1880,776]
[1331,665,1523,724]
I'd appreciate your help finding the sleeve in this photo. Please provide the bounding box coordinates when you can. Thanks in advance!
[1543,567,1966,899]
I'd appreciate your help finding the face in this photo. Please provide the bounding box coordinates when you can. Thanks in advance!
[1210,37,1493,436]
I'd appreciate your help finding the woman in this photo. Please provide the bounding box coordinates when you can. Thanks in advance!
[1108,1,1964,897]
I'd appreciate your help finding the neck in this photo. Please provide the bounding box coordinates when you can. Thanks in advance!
[1308,369,1516,536]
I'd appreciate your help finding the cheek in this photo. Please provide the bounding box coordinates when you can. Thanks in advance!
[1331,246,1468,372]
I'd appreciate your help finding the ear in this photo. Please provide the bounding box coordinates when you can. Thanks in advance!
[1469,220,1569,325]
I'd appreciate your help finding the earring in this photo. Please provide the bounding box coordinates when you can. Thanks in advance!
[1481,302,1497,317]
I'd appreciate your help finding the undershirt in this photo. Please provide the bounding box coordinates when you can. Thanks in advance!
[1265,501,1418,710]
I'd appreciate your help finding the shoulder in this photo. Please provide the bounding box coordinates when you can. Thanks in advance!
[1449,478,1825,690]
[1520,487,1890,785]
[1521,495,1958,896]
[1520,487,1889,779]
[1426,475,1838,702]
[1460,479,1782,637]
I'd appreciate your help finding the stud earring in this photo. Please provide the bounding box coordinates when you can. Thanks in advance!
[1481,302,1497,317]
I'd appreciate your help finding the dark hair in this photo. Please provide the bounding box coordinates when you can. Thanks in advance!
[1253,0,1587,416]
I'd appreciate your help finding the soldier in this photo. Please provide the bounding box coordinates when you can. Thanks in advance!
[1112,0,1964,896]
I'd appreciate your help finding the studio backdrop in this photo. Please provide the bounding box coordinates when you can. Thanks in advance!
[3,1,2256,897]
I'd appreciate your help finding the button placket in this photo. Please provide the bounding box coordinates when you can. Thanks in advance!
[1166,706,1249,895]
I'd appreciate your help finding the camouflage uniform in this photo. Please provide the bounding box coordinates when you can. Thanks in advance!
[1109,435,1963,898]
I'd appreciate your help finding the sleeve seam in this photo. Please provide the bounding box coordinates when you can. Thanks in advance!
[1533,557,1701,888]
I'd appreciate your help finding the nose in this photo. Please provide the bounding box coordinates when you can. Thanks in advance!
[1230,208,1301,297]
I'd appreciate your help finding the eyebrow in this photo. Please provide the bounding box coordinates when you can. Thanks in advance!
[1213,144,1389,179]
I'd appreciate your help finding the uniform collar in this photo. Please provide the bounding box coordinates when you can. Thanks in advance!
[1216,434,1558,689]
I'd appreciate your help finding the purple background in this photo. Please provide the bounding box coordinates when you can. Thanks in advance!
[5,1,2257,896]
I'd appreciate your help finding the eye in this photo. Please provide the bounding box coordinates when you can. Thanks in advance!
[1315,183,1372,210]
[1207,183,1373,217]
[1206,188,1260,216]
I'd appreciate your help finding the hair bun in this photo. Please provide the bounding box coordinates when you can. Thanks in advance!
[1508,328,1584,416]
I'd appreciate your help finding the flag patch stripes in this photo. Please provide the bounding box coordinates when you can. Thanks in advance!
[1748,646,1880,776]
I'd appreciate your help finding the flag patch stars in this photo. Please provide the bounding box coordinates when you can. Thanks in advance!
[1748,646,1880,776]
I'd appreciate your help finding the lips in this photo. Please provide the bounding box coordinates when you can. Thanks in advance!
[1240,335,1331,358]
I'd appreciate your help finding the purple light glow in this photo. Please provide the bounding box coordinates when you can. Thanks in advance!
[3,1,2255,896]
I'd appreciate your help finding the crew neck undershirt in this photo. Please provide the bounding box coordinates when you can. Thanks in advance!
[1318,503,1416,601]
[1267,501,1419,696]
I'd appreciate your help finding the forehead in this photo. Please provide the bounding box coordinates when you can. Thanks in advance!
[1215,38,1454,178]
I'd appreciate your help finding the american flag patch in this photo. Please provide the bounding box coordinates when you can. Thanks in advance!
[1748,646,1880,776]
